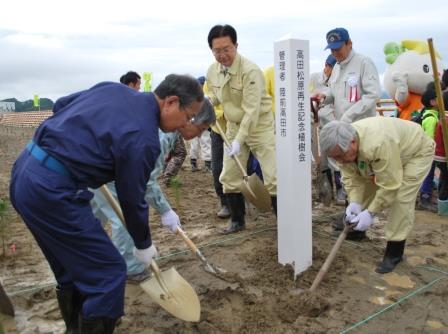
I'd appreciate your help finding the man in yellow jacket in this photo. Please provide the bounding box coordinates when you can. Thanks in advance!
[319,117,434,273]
[206,24,277,234]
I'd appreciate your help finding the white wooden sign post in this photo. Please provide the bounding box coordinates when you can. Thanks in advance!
[274,37,312,277]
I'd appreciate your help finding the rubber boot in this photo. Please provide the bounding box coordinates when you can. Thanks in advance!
[318,171,333,207]
[191,158,199,172]
[217,205,230,219]
[217,195,230,218]
[221,193,245,234]
[271,196,277,217]
[204,160,212,172]
[438,199,448,216]
[376,240,406,274]
[56,286,82,334]
[79,316,118,334]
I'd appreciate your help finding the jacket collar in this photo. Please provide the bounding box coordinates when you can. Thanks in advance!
[339,50,355,68]
[217,53,241,76]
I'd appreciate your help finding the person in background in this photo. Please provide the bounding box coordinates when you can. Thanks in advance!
[416,82,441,213]
[264,65,276,116]
[434,90,448,216]
[309,54,343,204]
[320,118,434,273]
[206,24,277,234]
[10,74,203,333]
[119,71,141,91]
[204,81,231,219]
[189,76,212,172]
[160,133,187,187]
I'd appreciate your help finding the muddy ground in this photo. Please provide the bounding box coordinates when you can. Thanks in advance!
[0,124,447,334]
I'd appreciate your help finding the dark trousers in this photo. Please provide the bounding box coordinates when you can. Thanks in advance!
[211,130,226,206]
[421,161,436,196]
[436,161,448,200]
[10,150,127,319]
[247,152,263,180]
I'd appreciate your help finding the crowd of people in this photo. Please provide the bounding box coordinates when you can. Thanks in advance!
[8,24,447,333]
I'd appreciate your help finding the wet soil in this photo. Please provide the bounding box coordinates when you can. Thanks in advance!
[0,126,447,333]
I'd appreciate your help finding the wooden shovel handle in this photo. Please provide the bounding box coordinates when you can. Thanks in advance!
[100,185,171,296]
[214,121,248,177]
[177,228,199,253]
[100,185,126,228]
[309,225,350,292]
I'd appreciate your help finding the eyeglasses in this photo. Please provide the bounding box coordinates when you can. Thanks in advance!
[212,45,234,56]
[183,107,196,122]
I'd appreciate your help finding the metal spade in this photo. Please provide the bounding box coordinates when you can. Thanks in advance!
[100,185,201,322]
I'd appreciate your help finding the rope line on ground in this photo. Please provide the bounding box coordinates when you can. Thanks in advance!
[8,282,56,297]
[340,265,448,334]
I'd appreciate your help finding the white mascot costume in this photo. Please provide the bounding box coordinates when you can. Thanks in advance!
[383,40,444,120]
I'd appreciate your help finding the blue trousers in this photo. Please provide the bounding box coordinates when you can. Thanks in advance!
[420,161,436,197]
[90,185,146,276]
[10,150,126,319]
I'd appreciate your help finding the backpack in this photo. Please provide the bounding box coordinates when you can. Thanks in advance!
[411,107,437,125]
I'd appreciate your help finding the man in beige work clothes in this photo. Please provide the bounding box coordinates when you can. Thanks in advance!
[206,24,277,234]
[319,118,434,273]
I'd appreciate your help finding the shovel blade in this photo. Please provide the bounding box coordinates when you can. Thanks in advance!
[240,174,271,212]
[140,267,200,322]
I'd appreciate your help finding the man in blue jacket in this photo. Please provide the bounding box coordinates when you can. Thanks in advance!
[9,74,203,333]
[91,99,216,284]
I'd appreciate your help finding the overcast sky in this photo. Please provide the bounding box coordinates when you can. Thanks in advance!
[1,0,447,101]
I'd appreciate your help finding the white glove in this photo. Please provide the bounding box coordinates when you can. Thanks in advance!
[345,202,362,222]
[226,140,240,157]
[350,209,374,231]
[133,244,158,266]
[161,209,181,233]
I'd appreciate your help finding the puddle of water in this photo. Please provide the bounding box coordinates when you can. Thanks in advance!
[370,296,392,305]
[426,320,444,329]
[382,272,415,289]
[350,276,366,285]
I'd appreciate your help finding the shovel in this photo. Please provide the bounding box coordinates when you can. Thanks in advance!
[214,121,272,212]
[0,281,14,317]
[99,185,200,322]
[176,227,226,276]
[309,224,350,292]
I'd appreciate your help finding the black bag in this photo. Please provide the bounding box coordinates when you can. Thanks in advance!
[411,107,436,125]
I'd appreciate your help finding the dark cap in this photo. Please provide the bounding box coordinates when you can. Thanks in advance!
[325,54,337,67]
[325,28,350,50]
[197,76,206,86]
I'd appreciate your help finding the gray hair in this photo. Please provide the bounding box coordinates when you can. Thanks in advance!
[191,98,216,125]
[154,74,204,108]
[319,120,357,153]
